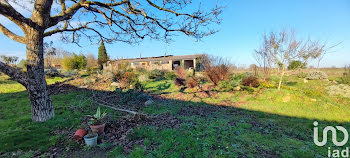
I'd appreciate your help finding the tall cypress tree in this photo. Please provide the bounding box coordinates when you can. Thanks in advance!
[97,41,109,69]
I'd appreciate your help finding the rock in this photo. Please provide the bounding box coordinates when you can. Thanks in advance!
[45,68,60,77]
[144,99,154,106]
[110,81,121,87]
[282,96,291,103]
[303,78,308,83]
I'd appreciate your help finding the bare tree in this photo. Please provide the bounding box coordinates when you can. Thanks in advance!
[86,53,97,69]
[254,45,272,81]
[0,0,222,121]
[201,54,231,86]
[257,29,327,90]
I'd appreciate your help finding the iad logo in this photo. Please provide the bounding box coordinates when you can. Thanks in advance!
[313,121,349,147]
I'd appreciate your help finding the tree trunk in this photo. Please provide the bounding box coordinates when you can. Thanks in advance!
[26,28,54,122]
[278,67,285,91]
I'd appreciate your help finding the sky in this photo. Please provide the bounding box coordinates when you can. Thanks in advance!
[0,0,349,67]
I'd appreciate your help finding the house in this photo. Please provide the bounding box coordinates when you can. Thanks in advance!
[104,54,203,71]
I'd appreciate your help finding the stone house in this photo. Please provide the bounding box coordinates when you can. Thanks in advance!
[104,54,203,71]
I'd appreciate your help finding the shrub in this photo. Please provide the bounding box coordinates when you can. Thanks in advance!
[164,71,176,80]
[174,78,186,86]
[114,70,125,81]
[296,72,307,78]
[216,74,243,91]
[339,65,350,85]
[101,71,115,81]
[174,67,186,79]
[327,84,350,98]
[218,80,235,91]
[148,69,164,79]
[306,71,328,80]
[288,60,306,70]
[45,68,61,77]
[201,54,230,86]
[242,76,259,87]
[205,65,229,85]
[138,74,149,82]
[62,54,87,70]
[187,77,198,88]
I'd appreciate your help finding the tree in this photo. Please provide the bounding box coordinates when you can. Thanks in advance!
[288,60,306,70]
[0,0,222,121]
[62,53,87,70]
[256,29,327,90]
[1,55,18,65]
[254,44,272,81]
[86,53,98,70]
[98,41,108,69]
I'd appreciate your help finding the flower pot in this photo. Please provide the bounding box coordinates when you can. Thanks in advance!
[90,123,106,135]
[73,129,87,140]
[84,134,98,146]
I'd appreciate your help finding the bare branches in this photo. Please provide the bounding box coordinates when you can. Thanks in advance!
[0,23,26,43]
[256,29,329,90]
[0,0,32,29]
[0,61,28,87]
[47,0,222,45]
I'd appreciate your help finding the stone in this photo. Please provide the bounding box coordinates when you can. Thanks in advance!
[282,96,291,103]
[144,99,154,106]
[303,78,308,83]
[110,81,121,87]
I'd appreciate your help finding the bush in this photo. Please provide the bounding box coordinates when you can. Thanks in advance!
[216,73,245,91]
[148,69,164,79]
[306,71,328,80]
[205,65,229,85]
[187,77,198,88]
[164,71,176,80]
[242,76,259,87]
[101,71,115,81]
[174,78,186,87]
[174,67,186,79]
[62,54,87,70]
[339,65,350,85]
[296,72,307,78]
[218,80,235,91]
[45,68,61,77]
[288,60,306,70]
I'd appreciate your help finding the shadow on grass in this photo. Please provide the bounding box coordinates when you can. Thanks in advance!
[0,82,349,157]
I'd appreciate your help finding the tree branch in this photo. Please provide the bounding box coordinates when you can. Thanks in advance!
[44,21,92,37]
[48,0,129,28]
[0,23,26,43]
[0,0,33,29]
[0,61,28,87]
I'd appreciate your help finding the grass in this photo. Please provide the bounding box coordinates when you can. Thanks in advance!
[1,70,350,157]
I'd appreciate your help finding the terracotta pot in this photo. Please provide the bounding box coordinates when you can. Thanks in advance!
[90,123,106,134]
[73,129,87,140]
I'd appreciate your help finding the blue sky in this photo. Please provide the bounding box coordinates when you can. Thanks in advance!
[0,0,349,67]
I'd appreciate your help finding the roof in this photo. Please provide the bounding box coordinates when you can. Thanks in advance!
[109,54,203,63]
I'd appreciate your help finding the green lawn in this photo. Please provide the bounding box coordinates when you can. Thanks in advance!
[1,73,350,157]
